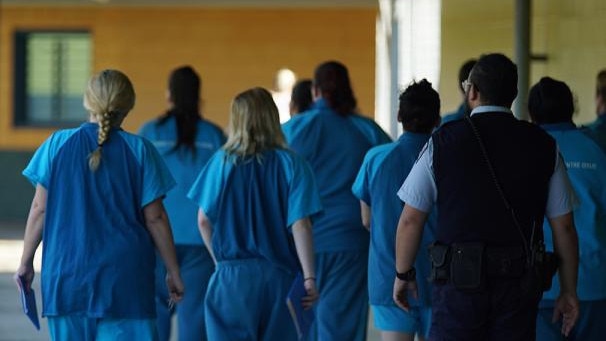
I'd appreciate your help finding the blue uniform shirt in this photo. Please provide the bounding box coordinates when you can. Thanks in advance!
[352,132,435,306]
[540,122,606,302]
[441,103,466,125]
[23,122,175,318]
[187,149,322,272]
[582,114,606,154]
[282,99,392,252]
[138,116,225,245]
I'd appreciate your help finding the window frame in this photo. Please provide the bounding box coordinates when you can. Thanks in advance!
[13,29,92,128]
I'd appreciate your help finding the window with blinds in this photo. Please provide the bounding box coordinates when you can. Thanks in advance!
[14,31,92,127]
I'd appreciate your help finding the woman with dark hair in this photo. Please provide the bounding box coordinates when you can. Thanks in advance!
[282,60,392,341]
[289,79,313,116]
[139,66,225,341]
[188,87,320,340]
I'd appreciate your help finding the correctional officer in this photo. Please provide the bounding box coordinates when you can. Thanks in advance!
[529,77,606,340]
[393,53,580,340]
[352,79,440,341]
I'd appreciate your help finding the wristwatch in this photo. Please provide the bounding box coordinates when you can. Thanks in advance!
[396,267,416,281]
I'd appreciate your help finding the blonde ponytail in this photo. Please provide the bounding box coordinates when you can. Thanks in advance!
[84,70,136,171]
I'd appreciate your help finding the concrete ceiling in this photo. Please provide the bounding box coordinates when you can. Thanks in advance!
[2,0,378,8]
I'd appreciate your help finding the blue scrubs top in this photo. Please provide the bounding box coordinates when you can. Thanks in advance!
[582,114,606,155]
[138,116,225,245]
[352,132,435,306]
[540,123,606,302]
[187,149,322,272]
[22,122,175,318]
[282,99,392,252]
[441,103,466,125]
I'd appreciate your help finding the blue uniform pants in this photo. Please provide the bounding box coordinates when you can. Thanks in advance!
[430,278,542,340]
[155,245,214,341]
[48,316,157,341]
[536,299,606,340]
[205,259,298,341]
[309,250,369,341]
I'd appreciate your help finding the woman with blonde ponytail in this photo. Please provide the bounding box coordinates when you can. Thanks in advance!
[16,69,184,340]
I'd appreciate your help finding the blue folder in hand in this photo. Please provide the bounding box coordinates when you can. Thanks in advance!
[18,276,40,330]
[285,272,314,340]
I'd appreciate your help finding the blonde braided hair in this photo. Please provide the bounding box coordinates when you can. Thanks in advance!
[84,69,136,171]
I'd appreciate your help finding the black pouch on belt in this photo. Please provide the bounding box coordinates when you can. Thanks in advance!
[428,242,450,282]
[450,242,485,291]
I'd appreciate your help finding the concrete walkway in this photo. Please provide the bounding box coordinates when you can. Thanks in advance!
[0,221,47,340]
[0,222,381,340]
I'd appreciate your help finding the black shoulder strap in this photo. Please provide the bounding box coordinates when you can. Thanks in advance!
[464,114,538,262]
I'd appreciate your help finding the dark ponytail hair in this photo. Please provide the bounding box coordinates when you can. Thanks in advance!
[157,66,201,152]
[314,61,357,116]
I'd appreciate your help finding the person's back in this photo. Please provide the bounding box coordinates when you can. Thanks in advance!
[188,87,321,341]
[138,66,225,341]
[529,77,606,341]
[582,69,606,153]
[394,54,580,340]
[352,79,440,341]
[434,114,555,245]
[17,69,183,340]
[282,60,391,341]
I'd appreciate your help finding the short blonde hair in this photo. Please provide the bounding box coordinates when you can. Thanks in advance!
[223,87,286,158]
[84,69,136,171]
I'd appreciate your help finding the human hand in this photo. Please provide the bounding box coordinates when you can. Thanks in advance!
[393,277,417,312]
[552,292,579,337]
[165,271,185,304]
[14,263,35,292]
[302,277,319,310]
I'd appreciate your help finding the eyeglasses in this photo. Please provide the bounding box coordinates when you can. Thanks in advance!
[461,79,472,92]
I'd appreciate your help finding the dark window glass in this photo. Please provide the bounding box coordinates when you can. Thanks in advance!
[14,31,92,127]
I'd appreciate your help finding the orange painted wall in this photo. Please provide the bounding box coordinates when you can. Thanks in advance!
[0,6,377,150]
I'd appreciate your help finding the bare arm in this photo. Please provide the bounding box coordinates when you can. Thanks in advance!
[547,212,579,336]
[360,201,371,231]
[292,217,319,308]
[143,198,184,302]
[393,204,428,311]
[197,209,217,265]
[15,184,47,291]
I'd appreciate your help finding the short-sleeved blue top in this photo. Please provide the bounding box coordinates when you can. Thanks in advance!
[22,122,175,318]
[540,123,606,303]
[282,99,392,252]
[138,116,225,245]
[187,148,322,272]
[582,114,606,155]
[352,132,435,306]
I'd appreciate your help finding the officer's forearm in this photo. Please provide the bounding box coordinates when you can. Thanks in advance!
[548,212,579,295]
[395,205,428,273]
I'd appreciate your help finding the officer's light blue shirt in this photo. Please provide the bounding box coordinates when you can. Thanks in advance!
[352,132,435,307]
[187,149,323,272]
[139,116,225,245]
[397,106,575,218]
[23,122,175,318]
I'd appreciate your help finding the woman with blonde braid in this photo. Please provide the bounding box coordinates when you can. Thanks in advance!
[15,69,184,340]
